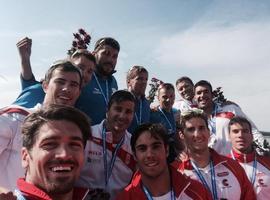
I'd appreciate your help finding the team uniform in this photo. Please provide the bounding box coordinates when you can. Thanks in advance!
[229,149,270,200]
[76,120,136,199]
[13,76,44,108]
[208,103,264,156]
[0,104,39,190]
[127,96,150,134]
[173,148,256,200]
[15,178,90,200]
[115,165,212,200]
[173,98,196,112]
[150,107,178,136]
[75,72,118,125]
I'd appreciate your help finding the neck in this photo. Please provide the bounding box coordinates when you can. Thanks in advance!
[105,121,125,143]
[130,91,143,99]
[233,147,254,155]
[188,148,210,168]
[160,106,171,113]
[141,166,171,197]
[95,69,109,80]
[203,103,214,116]
[51,191,73,200]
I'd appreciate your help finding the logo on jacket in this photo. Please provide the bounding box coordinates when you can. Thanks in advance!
[217,171,229,177]
[221,179,231,188]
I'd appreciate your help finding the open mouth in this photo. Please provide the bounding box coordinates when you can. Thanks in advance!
[50,165,74,173]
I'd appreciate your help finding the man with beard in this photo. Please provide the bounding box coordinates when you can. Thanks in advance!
[228,116,270,200]
[194,80,264,156]
[75,37,120,125]
[77,90,136,199]
[126,65,150,134]
[15,104,92,200]
[173,76,196,112]
[116,123,212,200]
[0,60,82,191]
[175,109,256,200]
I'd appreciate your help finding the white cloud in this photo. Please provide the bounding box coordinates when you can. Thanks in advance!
[155,22,270,69]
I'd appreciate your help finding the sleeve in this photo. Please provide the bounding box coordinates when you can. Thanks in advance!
[20,74,38,90]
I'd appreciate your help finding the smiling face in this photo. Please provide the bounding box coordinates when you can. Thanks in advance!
[21,120,84,195]
[181,117,210,154]
[194,85,213,111]
[176,80,194,101]
[94,45,119,77]
[229,122,253,154]
[42,69,81,106]
[134,131,169,179]
[106,100,135,136]
[72,55,95,87]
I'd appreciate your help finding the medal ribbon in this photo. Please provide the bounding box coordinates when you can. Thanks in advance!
[102,125,124,187]
[135,99,142,125]
[94,73,109,105]
[14,189,27,200]
[190,159,218,200]
[158,107,175,134]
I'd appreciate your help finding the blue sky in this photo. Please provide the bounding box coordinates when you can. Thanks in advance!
[0,0,269,131]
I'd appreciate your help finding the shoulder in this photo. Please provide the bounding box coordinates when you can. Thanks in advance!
[257,155,270,170]
[0,105,30,117]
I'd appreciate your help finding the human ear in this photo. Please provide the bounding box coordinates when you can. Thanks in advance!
[21,147,30,170]
[42,81,48,93]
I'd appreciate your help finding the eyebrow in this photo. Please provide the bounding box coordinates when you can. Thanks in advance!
[135,141,162,148]
[40,136,84,143]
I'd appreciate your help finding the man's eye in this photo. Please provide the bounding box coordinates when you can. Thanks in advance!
[70,142,83,149]
[42,142,57,150]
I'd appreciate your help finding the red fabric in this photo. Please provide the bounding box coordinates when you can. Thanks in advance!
[17,178,89,200]
[115,166,212,200]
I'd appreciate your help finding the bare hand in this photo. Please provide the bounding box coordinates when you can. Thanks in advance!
[16,37,32,61]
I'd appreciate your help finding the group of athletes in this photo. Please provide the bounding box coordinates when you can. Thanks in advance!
[0,28,269,200]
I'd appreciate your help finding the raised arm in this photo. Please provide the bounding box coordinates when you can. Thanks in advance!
[16,37,33,80]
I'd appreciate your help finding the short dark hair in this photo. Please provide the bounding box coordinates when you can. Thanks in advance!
[126,65,148,84]
[131,123,169,154]
[107,90,136,110]
[194,80,212,93]
[157,83,175,95]
[228,116,252,133]
[71,49,96,65]
[22,104,91,150]
[44,59,83,88]
[94,37,120,52]
[179,109,209,132]
[175,76,194,87]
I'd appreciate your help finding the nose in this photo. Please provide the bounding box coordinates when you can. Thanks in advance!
[62,83,71,93]
[146,148,154,158]
[55,144,72,159]
[193,129,202,138]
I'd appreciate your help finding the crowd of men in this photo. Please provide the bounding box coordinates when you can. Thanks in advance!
[0,30,269,200]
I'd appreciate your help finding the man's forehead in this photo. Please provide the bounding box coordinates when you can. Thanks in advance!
[97,44,119,52]
[138,131,163,142]
[37,121,82,139]
[231,123,249,129]
[185,117,206,127]
[195,85,211,92]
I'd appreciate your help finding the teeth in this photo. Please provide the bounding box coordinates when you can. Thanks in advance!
[59,96,70,100]
[52,166,72,172]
